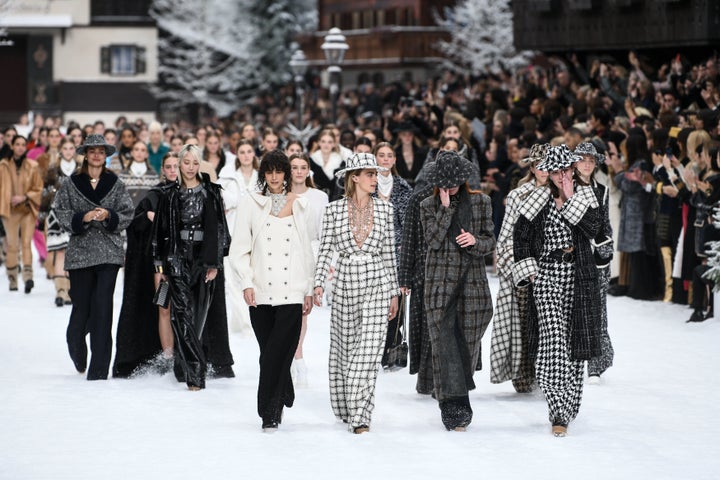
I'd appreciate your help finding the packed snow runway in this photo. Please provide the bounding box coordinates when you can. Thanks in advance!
[0,266,717,480]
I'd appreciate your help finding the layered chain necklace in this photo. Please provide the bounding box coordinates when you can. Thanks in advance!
[348,196,373,247]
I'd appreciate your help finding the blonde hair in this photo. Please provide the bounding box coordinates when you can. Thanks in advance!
[687,130,712,163]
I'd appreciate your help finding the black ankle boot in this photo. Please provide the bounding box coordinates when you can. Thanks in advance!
[687,310,706,323]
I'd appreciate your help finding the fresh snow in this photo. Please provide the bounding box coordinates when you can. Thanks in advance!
[0,265,717,479]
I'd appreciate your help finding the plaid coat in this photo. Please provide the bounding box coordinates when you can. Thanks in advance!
[512,186,603,360]
[420,190,495,400]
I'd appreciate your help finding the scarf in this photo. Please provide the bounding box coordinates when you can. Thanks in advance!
[60,159,77,177]
[377,173,394,198]
[130,161,148,177]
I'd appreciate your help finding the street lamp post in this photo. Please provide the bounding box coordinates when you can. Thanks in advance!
[321,27,349,124]
[289,49,308,130]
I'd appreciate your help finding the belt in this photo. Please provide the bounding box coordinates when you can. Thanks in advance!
[180,229,204,241]
[545,247,575,263]
[338,253,373,263]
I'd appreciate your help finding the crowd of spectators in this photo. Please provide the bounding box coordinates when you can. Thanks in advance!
[2,50,719,318]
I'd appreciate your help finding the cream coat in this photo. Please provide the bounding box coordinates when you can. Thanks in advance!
[230,192,316,306]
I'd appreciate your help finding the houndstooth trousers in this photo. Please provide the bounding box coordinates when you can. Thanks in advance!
[329,253,390,429]
[534,259,584,425]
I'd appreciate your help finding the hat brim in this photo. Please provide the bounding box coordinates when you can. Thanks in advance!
[428,161,474,188]
[334,165,388,178]
[76,144,117,156]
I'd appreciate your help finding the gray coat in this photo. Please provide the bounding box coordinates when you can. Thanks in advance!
[614,172,652,252]
[420,189,495,400]
[53,171,134,270]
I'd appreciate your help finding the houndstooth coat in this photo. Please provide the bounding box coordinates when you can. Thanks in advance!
[490,180,538,384]
[512,186,603,360]
[420,189,495,401]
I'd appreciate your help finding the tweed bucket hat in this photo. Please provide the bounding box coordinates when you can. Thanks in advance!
[334,152,388,178]
[574,141,606,164]
[428,150,474,188]
[76,133,117,156]
[536,145,581,172]
[520,143,549,166]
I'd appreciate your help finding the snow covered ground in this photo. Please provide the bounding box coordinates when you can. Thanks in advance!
[0,264,717,480]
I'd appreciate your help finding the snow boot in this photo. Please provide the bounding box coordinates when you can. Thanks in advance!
[54,276,70,306]
[22,264,34,294]
[7,265,18,291]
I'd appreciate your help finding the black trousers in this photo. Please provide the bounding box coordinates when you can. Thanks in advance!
[170,259,215,389]
[67,264,120,380]
[250,303,302,421]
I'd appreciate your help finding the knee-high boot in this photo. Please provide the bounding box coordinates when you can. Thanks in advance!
[661,247,673,303]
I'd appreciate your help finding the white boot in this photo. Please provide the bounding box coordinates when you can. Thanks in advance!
[292,358,308,388]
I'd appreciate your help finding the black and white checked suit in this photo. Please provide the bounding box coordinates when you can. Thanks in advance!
[314,198,399,430]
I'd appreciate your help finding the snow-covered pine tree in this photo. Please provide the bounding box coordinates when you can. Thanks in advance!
[150,0,260,117]
[435,0,533,75]
[247,0,317,88]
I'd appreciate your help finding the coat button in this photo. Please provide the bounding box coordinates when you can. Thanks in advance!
[269,282,272,286]
[268,267,272,270]
[283,281,287,285]
[268,252,272,256]
[286,238,290,242]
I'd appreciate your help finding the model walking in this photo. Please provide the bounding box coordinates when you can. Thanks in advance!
[574,141,614,382]
[420,150,495,431]
[230,150,316,431]
[490,143,549,392]
[513,145,602,436]
[152,144,231,390]
[313,152,399,434]
[52,134,134,380]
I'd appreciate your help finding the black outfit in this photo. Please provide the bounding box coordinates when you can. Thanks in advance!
[395,144,428,186]
[152,177,231,389]
[68,264,121,379]
[251,304,303,425]
[113,182,168,378]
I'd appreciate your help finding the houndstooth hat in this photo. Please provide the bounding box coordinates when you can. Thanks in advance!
[520,143,550,166]
[76,133,116,156]
[536,145,581,172]
[574,141,606,164]
[428,150,474,188]
[334,152,388,178]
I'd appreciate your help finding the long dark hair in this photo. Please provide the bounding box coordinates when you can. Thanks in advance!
[10,135,28,162]
[257,150,291,194]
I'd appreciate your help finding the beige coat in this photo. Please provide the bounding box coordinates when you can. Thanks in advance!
[0,157,44,219]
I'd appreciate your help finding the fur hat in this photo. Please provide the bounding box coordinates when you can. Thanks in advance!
[76,134,116,156]
[520,143,549,166]
[428,150,474,188]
